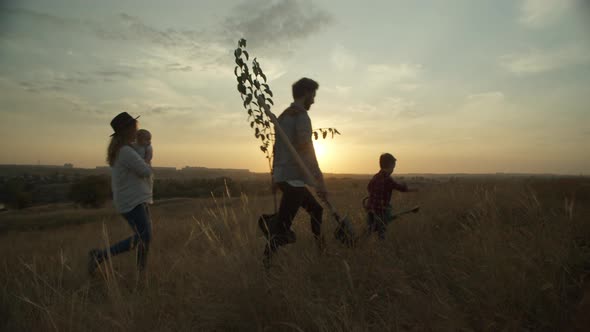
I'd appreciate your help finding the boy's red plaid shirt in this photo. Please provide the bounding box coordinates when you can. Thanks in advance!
[366,170,408,212]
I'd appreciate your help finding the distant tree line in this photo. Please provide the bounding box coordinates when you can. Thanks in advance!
[0,178,34,209]
[0,175,273,210]
[68,175,111,208]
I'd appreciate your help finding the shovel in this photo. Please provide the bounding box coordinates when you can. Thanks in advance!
[362,197,420,218]
[358,197,420,242]
[262,105,355,247]
[392,205,420,218]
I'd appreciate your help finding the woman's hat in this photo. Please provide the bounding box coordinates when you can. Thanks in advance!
[110,112,140,137]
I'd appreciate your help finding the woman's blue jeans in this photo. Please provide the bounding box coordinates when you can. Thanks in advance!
[98,203,152,270]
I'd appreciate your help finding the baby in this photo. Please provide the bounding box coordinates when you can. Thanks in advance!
[133,129,153,165]
[133,129,154,197]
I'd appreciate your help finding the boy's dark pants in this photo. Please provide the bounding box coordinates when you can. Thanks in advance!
[367,210,393,240]
[264,182,323,256]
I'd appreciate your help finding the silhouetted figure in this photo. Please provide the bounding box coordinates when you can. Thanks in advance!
[263,78,328,266]
[88,112,153,276]
[366,153,417,239]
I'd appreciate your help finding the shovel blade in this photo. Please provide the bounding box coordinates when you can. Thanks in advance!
[334,214,355,247]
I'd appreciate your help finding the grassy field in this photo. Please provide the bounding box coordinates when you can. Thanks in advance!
[0,177,589,331]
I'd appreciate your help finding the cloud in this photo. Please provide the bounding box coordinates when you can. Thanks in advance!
[15,70,93,94]
[2,7,278,84]
[346,103,378,114]
[466,91,505,103]
[383,97,417,116]
[361,63,423,93]
[458,91,507,124]
[344,96,417,118]
[224,0,333,51]
[97,99,196,118]
[17,81,62,94]
[148,105,194,115]
[367,63,422,82]
[252,58,287,81]
[331,45,356,71]
[92,14,232,76]
[323,85,352,96]
[0,77,110,117]
[166,63,193,72]
[500,45,589,74]
[1,7,84,29]
[14,66,139,96]
[94,13,209,51]
[462,91,505,114]
[2,8,223,61]
[519,0,577,28]
[95,68,136,80]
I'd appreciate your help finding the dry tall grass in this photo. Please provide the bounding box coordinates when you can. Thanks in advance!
[1,177,589,331]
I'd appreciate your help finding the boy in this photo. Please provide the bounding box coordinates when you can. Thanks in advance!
[133,129,153,165]
[366,153,416,239]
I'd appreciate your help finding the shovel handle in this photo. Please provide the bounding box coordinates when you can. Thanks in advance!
[263,105,339,218]
[263,105,319,188]
[392,205,421,218]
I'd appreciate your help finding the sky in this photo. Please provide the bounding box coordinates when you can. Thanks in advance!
[0,0,589,174]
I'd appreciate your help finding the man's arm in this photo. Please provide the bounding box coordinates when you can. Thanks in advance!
[294,113,326,193]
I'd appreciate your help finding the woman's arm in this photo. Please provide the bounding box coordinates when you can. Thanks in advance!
[120,146,152,178]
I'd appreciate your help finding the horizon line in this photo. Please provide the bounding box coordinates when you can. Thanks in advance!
[0,163,587,177]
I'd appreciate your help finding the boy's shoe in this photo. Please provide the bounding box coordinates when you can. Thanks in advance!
[88,249,101,276]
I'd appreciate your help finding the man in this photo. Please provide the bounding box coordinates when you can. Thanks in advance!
[263,77,327,264]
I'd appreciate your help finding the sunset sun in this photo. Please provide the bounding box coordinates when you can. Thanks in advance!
[313,140,330,167]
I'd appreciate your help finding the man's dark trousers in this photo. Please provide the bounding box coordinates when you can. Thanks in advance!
[265,182,323,255]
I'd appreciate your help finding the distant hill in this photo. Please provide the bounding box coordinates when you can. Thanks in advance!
[0,165,109,178]
[0,164,583,181]
[0,164,258,181]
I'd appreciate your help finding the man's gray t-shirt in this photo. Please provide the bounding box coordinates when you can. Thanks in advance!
[272,103,322,186]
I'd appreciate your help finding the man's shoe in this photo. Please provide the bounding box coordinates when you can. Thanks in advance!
[258,214,279,239]
[273,228,297,247]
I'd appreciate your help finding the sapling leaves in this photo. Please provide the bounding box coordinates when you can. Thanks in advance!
[233,39,340,171]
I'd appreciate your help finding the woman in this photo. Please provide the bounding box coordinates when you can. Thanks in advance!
[88,112,153,275]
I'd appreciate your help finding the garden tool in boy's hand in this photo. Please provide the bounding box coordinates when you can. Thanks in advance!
[362,197,420,219]
[392,205,420,218]
[262,104,356,247]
